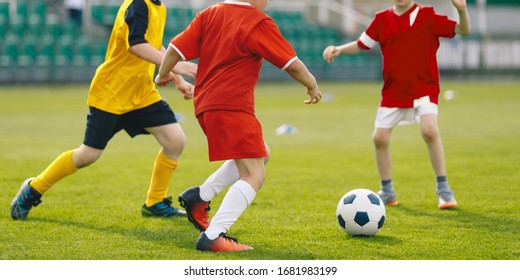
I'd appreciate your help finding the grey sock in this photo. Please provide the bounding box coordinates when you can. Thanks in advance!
[436,176,449,190]
[381,179,394,192]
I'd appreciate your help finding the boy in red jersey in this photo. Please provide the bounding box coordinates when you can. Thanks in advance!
[11,0,197,220]
[323,0,470,209]
[156,0,322,252]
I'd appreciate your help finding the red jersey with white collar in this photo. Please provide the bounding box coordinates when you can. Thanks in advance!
[358,4,456,108]
[170,2,297,116]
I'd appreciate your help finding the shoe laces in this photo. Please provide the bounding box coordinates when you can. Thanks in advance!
[219,233,239,244]
[162,197,173,206]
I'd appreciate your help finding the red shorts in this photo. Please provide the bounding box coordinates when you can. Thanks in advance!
[197,111,267,161]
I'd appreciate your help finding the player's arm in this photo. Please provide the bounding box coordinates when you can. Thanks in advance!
[160,46,197,79]
[159,46,195,99]
[155,46,182,87]
[452,0,470,35]
[130,44,194,99]
[323,41,363,63]
[285,59,322,104]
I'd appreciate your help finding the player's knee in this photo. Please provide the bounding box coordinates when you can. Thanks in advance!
[162,135,186,156]
[372,132,389,148]
[421,127,438,143]
[73,151,101,168]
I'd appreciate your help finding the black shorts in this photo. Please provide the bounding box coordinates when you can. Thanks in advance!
[83,100,178,149]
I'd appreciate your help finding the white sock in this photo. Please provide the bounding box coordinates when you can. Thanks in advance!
[199,160,239,202]
[204,180,256,240]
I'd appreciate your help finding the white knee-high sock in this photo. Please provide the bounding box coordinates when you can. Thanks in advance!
[204,180,256,240]
[199,160,239,202]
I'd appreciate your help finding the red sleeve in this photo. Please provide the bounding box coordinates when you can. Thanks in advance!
[429,7,457,38]
[357,14,380,50]
[365,15,380,42]
[245,19,297,70]
[170,11,203,60]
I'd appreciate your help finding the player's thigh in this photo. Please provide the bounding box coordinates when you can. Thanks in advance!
[146,123,185,149]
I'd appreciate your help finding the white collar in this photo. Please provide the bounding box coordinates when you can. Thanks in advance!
[224,0,252,6]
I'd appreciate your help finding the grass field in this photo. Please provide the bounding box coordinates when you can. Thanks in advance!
[1,81,519,261]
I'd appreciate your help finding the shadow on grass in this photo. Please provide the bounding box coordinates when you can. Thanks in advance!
[26,216,317,260]
[343,234,400,244]
[391,204,520,235]
[30,216,197,247]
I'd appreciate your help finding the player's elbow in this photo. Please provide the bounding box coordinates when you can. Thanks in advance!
[456,25,471,36]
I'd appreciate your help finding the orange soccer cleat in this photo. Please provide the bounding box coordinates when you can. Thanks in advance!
[196,232,253,252]
[178,187,211,231]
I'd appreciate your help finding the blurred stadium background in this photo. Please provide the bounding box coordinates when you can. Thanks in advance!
[0,0,519,84]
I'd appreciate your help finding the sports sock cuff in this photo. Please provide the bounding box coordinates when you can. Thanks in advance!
[63,150,79,173]
[157,151,179,169]
[30,150,78,194]
[233,180,256,206]
[436,176,447,182]
[381,179,393,191]
[381,179,392,185]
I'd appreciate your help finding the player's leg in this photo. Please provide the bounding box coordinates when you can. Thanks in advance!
[373,127,398,205]
[140,103,187,217]
[205,144,268,197]
[419,114,456,209]
[11,106,115,220]
[189,111,264,251]
[198,144,270,202]
[196,157,264,252]
[178,159,241,231]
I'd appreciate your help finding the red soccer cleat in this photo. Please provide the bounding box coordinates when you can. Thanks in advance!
[178,187,210,231]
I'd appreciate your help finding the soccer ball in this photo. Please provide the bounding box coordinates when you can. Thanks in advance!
[336,188,386,236]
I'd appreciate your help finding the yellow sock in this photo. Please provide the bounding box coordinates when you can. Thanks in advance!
[30,150,79,194]
[145,151,179,207]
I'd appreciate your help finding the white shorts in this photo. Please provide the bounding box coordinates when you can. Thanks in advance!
[375,96,438,128]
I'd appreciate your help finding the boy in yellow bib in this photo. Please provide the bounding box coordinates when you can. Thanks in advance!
[11,0,197,220]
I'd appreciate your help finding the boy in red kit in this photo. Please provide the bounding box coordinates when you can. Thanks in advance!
[323,0,470,209]
[156,0,322,252]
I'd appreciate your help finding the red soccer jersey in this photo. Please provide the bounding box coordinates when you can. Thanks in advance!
[358,4,456,108]
[170,2,297,117]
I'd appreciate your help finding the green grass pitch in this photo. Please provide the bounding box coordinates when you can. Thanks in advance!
[1,81,519,260]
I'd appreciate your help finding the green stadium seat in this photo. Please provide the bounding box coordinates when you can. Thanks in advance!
[27,14,43,35]
[62,21,79,37]
[16,1,28,23]
[90,40,107,66]
[2,35,19,63]
[9,15,26,37]
[19,39,38,65]
[0,2,9,25]
[31,1,47,23]
[0,19,6,38]
[55,36,74,66]
[73,36,91,66]
[45,15,62,40]
[91,5,104,24]
[36,36,55,66]
[102,6,120,26]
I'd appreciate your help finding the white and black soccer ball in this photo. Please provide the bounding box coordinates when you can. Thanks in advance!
[336,188,386,236]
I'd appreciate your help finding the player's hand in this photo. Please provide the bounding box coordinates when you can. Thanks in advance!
[176,80,194,100]
[304,87,322,104]
[323,45,340,63]
[155,72,175,87]
[451,0,467,11]
[172,61,198,79]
